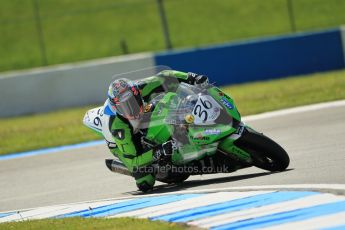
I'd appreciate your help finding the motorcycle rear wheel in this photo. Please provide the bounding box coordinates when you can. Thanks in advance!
[234,127,290,172]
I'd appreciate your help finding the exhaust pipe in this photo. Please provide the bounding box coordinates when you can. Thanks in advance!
[105,159,131,176]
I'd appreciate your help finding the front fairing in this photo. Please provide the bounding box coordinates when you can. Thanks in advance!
[163,83,237,145]
[83,101,115,145]
[144,83,240,164]
[208,87,241,122]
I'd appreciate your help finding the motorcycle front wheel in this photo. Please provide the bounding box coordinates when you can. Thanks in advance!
[234,127,290,172]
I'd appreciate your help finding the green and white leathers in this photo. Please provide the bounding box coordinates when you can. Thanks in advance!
[108,69,206,189]
[83,66,290,192]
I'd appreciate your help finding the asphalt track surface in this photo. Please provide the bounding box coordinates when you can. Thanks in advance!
[1,102,345,212]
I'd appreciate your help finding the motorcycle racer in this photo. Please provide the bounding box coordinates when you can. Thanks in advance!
[105,70,208,192]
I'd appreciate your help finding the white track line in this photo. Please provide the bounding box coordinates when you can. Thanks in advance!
[243,99,345,121]
[110,191,274,218]
[262,211,345,230]
[189,184,345,192]
[189,193,345,228]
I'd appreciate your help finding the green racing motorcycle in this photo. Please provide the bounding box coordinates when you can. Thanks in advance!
[83,67,290,184]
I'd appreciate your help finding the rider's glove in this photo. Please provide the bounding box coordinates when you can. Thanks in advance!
[152,140,176,165]
[188,72,209,88]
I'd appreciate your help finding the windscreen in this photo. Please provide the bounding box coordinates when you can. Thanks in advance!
[165,83,226,126]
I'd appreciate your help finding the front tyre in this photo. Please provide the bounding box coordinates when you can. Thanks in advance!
[234,127,290,172]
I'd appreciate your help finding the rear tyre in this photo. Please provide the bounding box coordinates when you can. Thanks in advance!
[234,127,290,172]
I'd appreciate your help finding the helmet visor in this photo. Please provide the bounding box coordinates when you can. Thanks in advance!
[113,91,143,119]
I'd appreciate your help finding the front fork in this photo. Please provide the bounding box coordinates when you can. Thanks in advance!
[218,121,253,163]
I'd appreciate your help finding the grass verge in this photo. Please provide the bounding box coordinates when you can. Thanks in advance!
[0,69,344,156]
[0,217,190,230]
